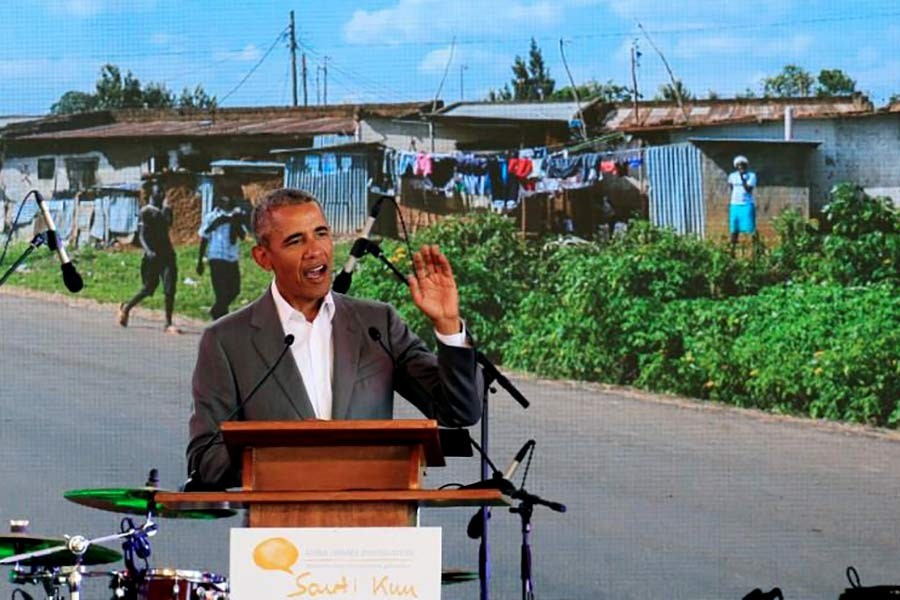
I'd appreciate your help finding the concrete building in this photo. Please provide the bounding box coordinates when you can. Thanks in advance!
[605,95,896,239]
[359,100,610,152]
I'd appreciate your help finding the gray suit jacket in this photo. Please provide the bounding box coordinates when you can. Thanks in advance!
[187,289,483,488]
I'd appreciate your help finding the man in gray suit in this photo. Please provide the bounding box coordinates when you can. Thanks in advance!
[188,188,483,488]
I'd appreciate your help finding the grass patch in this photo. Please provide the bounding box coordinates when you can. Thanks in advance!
[1,240,351,321]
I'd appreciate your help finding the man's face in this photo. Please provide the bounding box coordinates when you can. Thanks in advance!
[737,162,748,173]
[251,202,333,313]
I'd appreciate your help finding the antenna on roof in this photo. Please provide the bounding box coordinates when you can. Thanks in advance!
[636,21,690,127]
[432,36,456,114]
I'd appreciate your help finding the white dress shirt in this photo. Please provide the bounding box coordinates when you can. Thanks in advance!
[271,282,336,419]
[270,281,470,420]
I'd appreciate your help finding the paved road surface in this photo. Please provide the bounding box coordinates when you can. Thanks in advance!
[2,289,900,599]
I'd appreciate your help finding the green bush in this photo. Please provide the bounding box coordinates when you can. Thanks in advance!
[347,212,533,358]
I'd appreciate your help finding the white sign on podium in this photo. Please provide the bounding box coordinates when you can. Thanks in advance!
[230,527,442,600]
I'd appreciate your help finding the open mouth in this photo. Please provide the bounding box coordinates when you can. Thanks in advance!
[304,264,328,282]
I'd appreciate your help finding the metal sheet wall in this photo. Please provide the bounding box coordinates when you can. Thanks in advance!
[646,143,705,237]
[283,153,369,234]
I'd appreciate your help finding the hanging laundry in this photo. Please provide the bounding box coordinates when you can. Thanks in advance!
[544,156,580,179]
[429,156,456,188]
[600,160,617,175]
[415,152,433,177]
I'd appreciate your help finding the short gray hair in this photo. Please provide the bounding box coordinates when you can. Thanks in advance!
[252,187,321,246]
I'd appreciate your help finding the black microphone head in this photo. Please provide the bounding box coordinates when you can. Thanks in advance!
[367,327,382,342]
[467,508,487,539]
[332,270,351,294]
[144,468,159,488]
[283,334,295,346]
[61,262,83,293]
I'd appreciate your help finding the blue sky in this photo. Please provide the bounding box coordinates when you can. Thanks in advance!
[2,0,899,115]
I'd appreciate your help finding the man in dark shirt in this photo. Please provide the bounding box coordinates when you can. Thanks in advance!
[117,179,179,333]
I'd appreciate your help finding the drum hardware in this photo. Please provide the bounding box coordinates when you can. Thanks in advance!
[0,519,156,600]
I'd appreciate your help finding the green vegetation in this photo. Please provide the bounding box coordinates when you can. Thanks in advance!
[51,64,216,114]
[4,182,897,427]
[0,240,348,321]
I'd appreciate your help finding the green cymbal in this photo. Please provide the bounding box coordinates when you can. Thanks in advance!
[64,487,236,520]
[0,533,122,567]
[441,568,479,585]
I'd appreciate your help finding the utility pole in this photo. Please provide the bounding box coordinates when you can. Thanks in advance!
[460,64,468,101]
[302,53,308,106]
[630,41,641,126]
[323,56,329,105]
[316,65,321,105]
[289,11,298,107]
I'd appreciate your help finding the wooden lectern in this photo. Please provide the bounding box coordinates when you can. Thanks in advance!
[156,419,504,528]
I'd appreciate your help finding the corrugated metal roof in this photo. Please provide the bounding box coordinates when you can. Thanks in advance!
[0,115,42,129]
[688,137,822,146]
[433,101,596,122]
[606,96,874,132]
[209,159,285,169]
[18,116,355,140]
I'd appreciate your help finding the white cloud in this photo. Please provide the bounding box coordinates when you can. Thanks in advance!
[149,32,172,46]
[605,0,796,26]
[214,44,262,63]
[45,0,157,17]
[673,33,813,60]
[418,46,505,75]
[343,0,566,45]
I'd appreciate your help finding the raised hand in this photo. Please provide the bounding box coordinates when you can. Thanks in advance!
[408,244,461,336]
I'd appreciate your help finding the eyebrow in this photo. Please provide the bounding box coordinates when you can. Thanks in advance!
[280,225,329,246]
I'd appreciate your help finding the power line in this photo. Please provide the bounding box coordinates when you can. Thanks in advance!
[299,41,402,101]
[219,26,289,105]
[315,9,900,49]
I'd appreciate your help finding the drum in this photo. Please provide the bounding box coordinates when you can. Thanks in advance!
[111,568,228,600]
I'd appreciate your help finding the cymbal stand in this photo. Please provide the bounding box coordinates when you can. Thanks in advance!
[0,519,157,600]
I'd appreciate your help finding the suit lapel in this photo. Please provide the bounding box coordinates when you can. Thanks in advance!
[250,289,316,419]
[330,294,362,420]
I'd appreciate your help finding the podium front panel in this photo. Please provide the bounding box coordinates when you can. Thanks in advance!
[243,444,425,491]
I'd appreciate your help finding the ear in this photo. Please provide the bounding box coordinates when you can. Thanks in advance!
[251,245,272,271]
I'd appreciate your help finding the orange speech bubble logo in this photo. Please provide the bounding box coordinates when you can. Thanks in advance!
[253,537,300,574]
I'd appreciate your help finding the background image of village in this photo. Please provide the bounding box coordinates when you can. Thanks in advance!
[1,2,898,598]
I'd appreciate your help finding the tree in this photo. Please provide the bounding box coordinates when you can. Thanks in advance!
[656,79,694,101]
[178,85,217,110]
[550,79,631,103]
[142,82,176,109]
[816,69,856,96]
[762,65,858,98]
[50,91,97,115]
[763,65,814,98]
[51,64,211,114]
[489,38,555,101]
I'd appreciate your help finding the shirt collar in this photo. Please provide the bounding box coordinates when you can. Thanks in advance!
[270,280,335,325]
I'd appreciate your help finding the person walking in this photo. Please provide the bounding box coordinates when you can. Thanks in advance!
[117,179,179,333]
[196,194,248,320]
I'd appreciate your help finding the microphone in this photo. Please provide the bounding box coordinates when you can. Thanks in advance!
[333,196,387,294]
[367,326,395,366]
[466,439,535,539]
[182,334,295,491]
[503,439,535,482]
[33,191,83,292]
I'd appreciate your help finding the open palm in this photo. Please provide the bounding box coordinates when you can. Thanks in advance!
[408,244,460,335]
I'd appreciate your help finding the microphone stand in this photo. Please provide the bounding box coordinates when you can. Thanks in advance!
[509,487,566,600]
[0,232,47,288]
[363,240,532,600]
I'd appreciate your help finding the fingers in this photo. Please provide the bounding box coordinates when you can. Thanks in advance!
[412,244,453,279]
[408,273,422,304]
